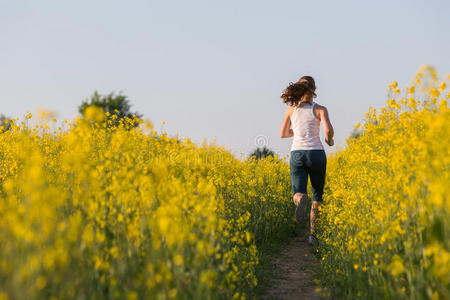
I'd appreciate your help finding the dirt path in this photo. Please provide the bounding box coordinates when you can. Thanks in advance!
[261,227,329,300]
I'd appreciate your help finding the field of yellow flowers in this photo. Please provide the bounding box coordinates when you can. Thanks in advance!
[0,108,294,299]
[0,65,448,300]
[317,65,449,299]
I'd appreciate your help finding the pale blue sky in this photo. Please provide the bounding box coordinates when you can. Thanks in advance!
[1,0,449,158]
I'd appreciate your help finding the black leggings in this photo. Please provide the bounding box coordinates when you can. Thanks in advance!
[289,150,327,202]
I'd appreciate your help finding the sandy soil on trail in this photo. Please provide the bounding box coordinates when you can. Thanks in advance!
[261,229,329,300]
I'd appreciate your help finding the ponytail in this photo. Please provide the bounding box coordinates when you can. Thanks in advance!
[281,76,317,106]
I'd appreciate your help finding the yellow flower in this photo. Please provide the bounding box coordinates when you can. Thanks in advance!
[84,105,105,122]
[174,255,183,266]
[387,255,405,276]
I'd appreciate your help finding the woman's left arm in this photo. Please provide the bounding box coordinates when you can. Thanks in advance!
[280,106,294,138]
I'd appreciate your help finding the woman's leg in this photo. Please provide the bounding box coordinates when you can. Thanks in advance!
[290,151,308,223]
[308,150,327,235]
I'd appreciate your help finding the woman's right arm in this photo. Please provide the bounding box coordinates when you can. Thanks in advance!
[320,106,334,146]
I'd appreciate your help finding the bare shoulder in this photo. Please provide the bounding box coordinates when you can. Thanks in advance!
[313,103,329,121]
[314,103,328,112]
[287,105,295,112]
[285,105,295,118]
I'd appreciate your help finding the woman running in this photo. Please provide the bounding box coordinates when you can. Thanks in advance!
[279,76,334,245]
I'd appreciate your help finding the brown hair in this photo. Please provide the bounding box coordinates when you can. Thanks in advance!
[281,76,317,106]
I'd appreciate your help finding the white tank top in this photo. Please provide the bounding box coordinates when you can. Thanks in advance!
[290,101,324,151]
